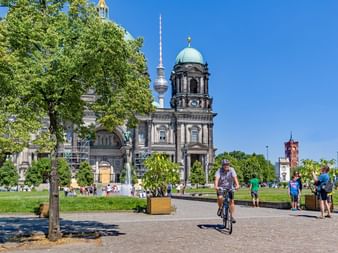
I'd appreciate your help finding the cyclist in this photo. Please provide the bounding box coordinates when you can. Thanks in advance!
[214,159,240,223]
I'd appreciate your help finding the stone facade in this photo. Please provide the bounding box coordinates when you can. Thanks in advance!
[11,1,216,185]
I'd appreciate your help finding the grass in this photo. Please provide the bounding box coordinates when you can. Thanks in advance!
[0,191,146,213]
[180,187,338,206]
[0,188,336,213]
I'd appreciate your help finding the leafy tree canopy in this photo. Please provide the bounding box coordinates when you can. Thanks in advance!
[24,157,71,187]
[76,161,93,187]
[189,160,205,187]
[209,151,275,183]
[0,160,19,189]
[143,153,180,197]
[296,159,336,183]
[0,0,154,240]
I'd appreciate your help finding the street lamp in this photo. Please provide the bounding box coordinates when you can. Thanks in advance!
[265,145,269,162]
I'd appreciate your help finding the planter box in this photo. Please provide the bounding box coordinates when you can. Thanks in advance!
[305,194,334,211]
[147,197,171,215]
[39,203,49,218]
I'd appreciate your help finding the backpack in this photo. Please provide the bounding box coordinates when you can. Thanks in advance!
[322,181,334,193]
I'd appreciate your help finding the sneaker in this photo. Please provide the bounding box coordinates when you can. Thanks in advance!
[217,208,222,216]
[232,217,236,224]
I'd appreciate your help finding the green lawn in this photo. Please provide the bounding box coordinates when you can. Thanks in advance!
[0,191,146,213]
[181,187,338,206]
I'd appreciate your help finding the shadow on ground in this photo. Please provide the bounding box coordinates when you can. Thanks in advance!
[289,214,319,219]
[0,217,124,243]
[197,224,230,235]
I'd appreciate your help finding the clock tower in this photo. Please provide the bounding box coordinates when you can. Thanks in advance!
[170,37,212,111]
[284,133,299,168]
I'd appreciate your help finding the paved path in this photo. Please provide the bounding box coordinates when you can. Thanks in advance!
[1,199,338,253]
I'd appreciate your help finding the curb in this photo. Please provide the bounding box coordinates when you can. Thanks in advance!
[172,195,291,209]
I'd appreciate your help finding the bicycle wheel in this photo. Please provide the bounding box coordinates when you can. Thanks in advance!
[223,206,232,234]
[222,206,228,228]
[226,208,233,234]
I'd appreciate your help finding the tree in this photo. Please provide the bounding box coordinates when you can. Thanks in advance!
[143,153,180,197]
[24,158,51,187]
[189,160,205,187]
[76,161,94,187]
[57,158,71,187]
[24,157,71,187]
[297,159,336,184]
[0,0,153,240]
[0,160,19,190]
[210,151,275,184]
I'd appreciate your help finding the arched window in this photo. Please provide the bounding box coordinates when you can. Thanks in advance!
[191,127,199,143]
[190,79,198,94]
[159,127,166,143]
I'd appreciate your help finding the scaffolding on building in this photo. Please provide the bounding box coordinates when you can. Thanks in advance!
[59,135,90,174]
[134,149,151,178]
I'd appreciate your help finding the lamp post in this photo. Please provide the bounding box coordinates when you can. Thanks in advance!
[265,145,269,162]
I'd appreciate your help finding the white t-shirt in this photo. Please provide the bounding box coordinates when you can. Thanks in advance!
[215,167,237,190]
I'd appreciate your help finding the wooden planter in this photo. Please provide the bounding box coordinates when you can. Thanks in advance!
[147,197,171,215]
[39,203,49,218]
[305,194,334,211]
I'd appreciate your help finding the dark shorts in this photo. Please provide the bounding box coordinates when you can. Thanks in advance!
[251,191,259,199]
[318,190,328,201]
[217,190,234,200]
[290,194,299,202]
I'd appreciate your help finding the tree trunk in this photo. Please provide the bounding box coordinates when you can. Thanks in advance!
[48,140,62,241]
[47,109,62,241]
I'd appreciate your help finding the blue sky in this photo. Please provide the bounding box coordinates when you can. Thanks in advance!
[2,1,338,164]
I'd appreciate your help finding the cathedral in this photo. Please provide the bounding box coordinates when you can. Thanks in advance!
[13,0,217,185]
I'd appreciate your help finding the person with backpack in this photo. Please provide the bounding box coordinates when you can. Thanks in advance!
[312,166,332,219]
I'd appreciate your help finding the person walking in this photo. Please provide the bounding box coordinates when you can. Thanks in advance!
[295,172,303,210]
[313,166,332,219]
[214,159,240,223]
[288,174,300,211]
[249,174,260,207]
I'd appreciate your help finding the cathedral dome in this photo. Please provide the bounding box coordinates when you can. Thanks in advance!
[175,38,204,64]
[97,0,134,41]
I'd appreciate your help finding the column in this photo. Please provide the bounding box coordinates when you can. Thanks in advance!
[187,154,191,182]
[147,120,152,150]
[134,125,139,147]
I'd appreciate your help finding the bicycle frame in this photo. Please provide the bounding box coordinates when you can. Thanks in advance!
[219,188,233,234]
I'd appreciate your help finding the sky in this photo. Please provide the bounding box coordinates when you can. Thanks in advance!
[1,0,338,164]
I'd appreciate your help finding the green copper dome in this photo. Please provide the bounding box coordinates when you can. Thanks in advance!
[175,47,204,64]
[175,44,204,64]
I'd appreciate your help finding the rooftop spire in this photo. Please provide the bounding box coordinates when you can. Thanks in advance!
[159,14,163,68]
[154,14,168,108]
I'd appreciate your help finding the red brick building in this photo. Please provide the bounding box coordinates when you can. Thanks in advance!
[284,134,299,168]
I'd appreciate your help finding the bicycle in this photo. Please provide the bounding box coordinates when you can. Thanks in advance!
[219,187,233,234]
